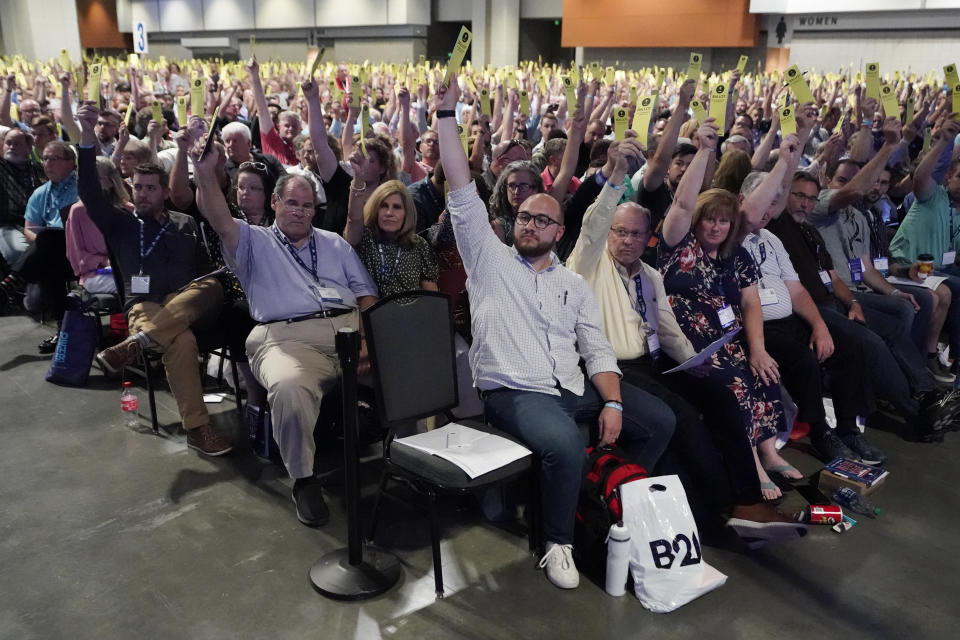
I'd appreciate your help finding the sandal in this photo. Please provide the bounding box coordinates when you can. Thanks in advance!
[764,464,804,482]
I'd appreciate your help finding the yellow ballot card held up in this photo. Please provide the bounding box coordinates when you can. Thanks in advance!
[563,75,576,110]
[953,84,960,119]
[479,88,491,116]
[444,26,472,86]
[613,107,629,141]
[458,123,469,156]
[833,112,845,134]
[880,84,899,120]
[360,104,370,156]
[191,78,204,115]
[780,106,796,136]
[349,75,362,108]
[176,96,187,127]
[945,64,960,90]
[690,99,707,125]
[686,52,703,90]
[151,100,162,123]
[519,90,530,116]
[59,48,71,72]
[633,95,655,147]
[736,55,748,74]
[785,65,815,105]
[709,83,729,126]
[865,63,881,101]
[87,61,102,105]
[905,97,915,125]
[605,66,615,86]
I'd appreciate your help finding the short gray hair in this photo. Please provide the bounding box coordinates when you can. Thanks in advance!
[273,173,317,206]
[721,134,750,155]
[221,121,251,142]
[740,170,783,203]
[278,111,302,128]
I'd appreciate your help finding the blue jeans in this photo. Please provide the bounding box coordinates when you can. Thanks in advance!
[483,381,675,545]
[933,269,960,357]
[854,291,934,394]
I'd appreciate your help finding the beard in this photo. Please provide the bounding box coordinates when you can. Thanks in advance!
[514,232,555,259]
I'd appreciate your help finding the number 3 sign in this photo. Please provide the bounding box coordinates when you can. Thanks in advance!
[133,21,149,54]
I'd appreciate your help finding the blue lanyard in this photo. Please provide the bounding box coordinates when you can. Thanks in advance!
[377,243,402,283]
[138,218,171,274]
[633,274,649,322]
[272,225,319,283]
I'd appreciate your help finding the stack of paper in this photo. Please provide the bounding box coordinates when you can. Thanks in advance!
[394,423,531,479]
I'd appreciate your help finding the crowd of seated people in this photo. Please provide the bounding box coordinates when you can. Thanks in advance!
[4,50,960,591]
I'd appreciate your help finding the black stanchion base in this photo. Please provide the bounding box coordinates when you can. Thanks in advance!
[309,546,402,601]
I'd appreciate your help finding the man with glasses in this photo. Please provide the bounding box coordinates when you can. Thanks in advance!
[192,144,378,527]
[0,128,45,310]
[437,77,674,590]
[221,121,285,187]
[77,103,233,457]
[94,110,122,157]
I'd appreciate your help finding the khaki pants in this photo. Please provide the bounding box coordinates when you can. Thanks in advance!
[246,312,358,479]
[126,278,224,430]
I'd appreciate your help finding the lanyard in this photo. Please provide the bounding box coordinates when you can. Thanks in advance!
[633,273,649,322]
[272,225,319,282]
[377,243,402,283]
[138,218,171,274]
[749,238,766,269]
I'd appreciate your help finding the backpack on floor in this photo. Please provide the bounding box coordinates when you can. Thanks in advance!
[574,444,648,575]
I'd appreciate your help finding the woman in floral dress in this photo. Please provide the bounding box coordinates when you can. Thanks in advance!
[658,118,801,500]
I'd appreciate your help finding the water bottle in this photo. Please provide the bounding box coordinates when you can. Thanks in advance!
[832,487,881,518]
[121,381,139,429]
[605,522,631,597]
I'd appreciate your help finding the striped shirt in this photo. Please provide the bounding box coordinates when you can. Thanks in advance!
[448,182,620,396]
[742,229,798,321]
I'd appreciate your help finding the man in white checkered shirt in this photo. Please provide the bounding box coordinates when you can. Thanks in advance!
[435,76,675,591]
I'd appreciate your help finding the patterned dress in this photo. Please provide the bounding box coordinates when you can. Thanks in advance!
[658,232,784,445]
[356,227,439,298]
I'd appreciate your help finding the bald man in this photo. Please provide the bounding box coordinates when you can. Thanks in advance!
[567,139,809,547]
[437,78,674,590]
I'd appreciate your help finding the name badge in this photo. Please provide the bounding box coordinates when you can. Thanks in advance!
[759,287,779,306]
[819,270,834,292]
[849,258,863,283]
[873,257,889,275]
[943,251,956,267]
[316,286,343,303]
[717,304,736,329]
[131,275,151,294]
[646,331,662,360]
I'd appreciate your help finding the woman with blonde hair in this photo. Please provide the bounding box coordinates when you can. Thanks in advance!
[344,179,438,297]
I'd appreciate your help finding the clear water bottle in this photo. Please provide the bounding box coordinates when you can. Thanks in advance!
[605,522,631,597]
[121,381,139,429]
[833,487,880,518]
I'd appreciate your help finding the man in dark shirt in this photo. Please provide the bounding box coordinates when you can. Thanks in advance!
[76,103,231,456]
[409,161,446,232]
[769,171,954,443]
[0,128,46,279]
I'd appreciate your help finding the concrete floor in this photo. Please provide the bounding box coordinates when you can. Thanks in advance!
[1,313,959,640]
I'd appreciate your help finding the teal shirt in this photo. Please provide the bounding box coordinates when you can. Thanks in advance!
[24,171,78,229]
[889,185,960,268]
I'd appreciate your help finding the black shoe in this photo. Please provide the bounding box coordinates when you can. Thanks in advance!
[810,430,858,463]
[292,477,329,527]
[840,433,886,466]
[38,334,59,354]
[919,389,958,439]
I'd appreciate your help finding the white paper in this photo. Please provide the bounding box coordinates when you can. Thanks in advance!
[394,423,531,479]
[203,393,226,403]
[663,327,741,374]
[886,275,947,292]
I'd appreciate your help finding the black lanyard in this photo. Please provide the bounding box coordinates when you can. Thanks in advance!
[272,225,319,283]
[138,218,171,274]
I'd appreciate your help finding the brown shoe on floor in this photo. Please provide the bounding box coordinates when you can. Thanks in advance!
[96,337,142,374]
[726,503,808,550]
[186,424,233,456]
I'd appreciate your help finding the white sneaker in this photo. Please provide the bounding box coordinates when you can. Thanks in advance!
[538,542,579,589]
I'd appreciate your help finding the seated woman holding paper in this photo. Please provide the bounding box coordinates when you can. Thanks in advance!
[657,118,796,501]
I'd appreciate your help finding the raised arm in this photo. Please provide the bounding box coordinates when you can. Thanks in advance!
[661,119,719,248]
[643,78,695,191]
[341,103,359,161]
[169,127,196,211]
[246,57,274,137]
[1,75,15,127]
[58,73,81,143]
[548,83,586,203]
[827,116,901,212]
[76,103,119,227]
[343,155,372,247]
[742,133,800,230]
[915,116,960,202]
[436,77,470,190]
[192,142,241,254]
[303,79,338,182]
[396,87,421,179]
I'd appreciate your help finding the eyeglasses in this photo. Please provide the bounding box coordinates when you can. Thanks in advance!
[41,155,68,162]
[609,227,650,240]
[516,211,560,229]
[239,161,267,172]
[281,199,313,212]
[506,182,534,193]
[789,191,819,204]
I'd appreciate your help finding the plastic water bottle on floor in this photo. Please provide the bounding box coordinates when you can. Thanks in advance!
[121,381,139,429]
[833,487,880,518]
[605,522,631,596]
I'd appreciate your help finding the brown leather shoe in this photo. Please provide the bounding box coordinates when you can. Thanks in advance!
[186,424,233,456]
[96,337,142,374]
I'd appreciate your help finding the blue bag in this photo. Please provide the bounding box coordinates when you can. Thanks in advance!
[45,306,101,387]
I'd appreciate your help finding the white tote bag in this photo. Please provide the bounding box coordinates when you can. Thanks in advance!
[621,475,727,613]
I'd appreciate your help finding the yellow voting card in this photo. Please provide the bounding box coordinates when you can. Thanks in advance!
[349,75,362,108]
[87,61,101,105]
[458,123,469,156]
[191,78,203,116]
[686,52,702,90]
[736,55,748,74]
[176,96,187,127]
[151,100,162,123]
[563,75,576,110]
[953,84,960,118]
[905,97,915,125]
[785,65,815,105]
[605,66,615,86]
[360,104,369,156]
[633,95,655,147]
[613,107,628,140]
[879,84,899,120]
[709,83,728,126]
[780,106,796,136]
[865,62,880,101]
[479,88,491,116]
[519,90,530,115]
[444,26,472,86]
[945,64,960,89]
[59,48,71,71]
[690,99,707,124]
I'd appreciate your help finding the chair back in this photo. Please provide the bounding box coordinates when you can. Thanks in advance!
[363,290,458,424]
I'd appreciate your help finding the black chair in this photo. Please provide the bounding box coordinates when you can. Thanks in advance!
[362,290,539,598]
